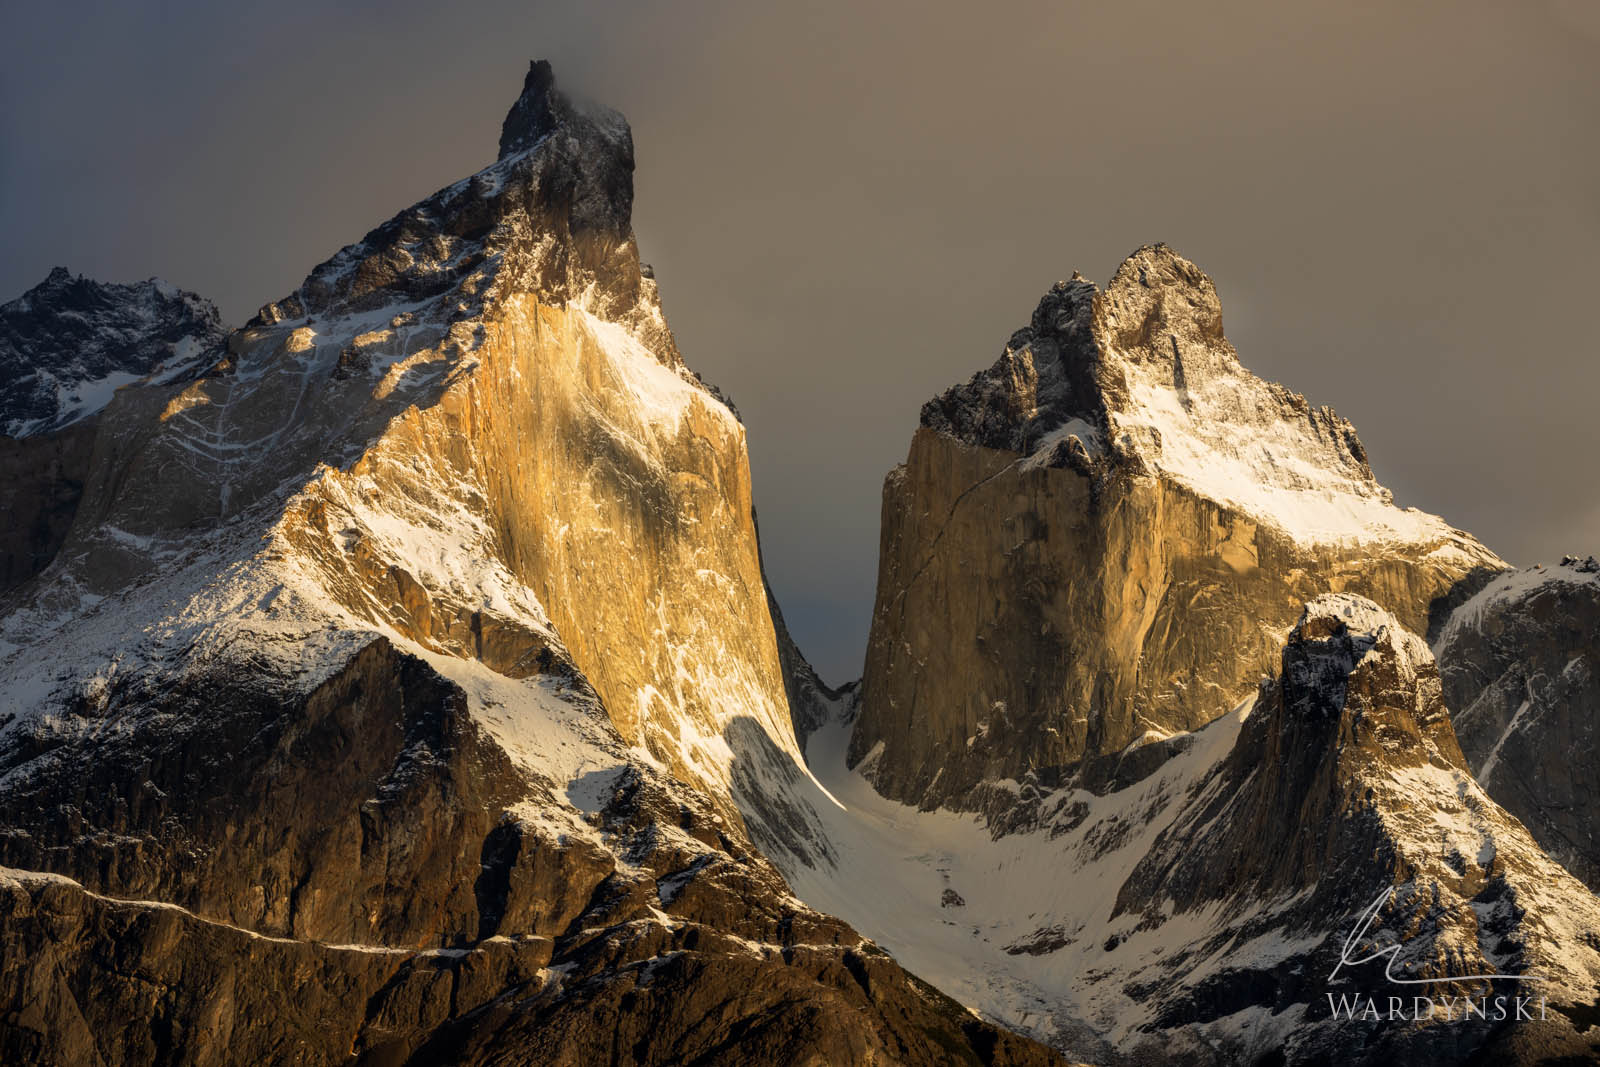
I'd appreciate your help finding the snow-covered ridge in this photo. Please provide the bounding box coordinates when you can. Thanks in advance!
[1105,360,1464,549]
[0,268,227,438]
[577,309,737,439]
[924,244,1498,554]
[1435,555,1600,654]
[1292,591,1435,678]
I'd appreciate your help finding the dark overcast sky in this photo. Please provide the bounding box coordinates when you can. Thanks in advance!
[3,1,1597,682]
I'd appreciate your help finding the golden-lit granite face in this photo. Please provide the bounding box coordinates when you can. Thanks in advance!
[1,59,811,851]
[849,247,1506,812]
[276,294,800,813]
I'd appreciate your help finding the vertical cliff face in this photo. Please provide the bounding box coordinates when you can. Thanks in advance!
[850,246,1504,810]
[0,420,96,593]
[271,287,799,828]
[1435,556,1600,890]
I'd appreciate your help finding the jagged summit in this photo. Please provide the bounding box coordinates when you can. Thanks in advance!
[922,244,1462,549]
[0,267,225,438]
[1273,593,1466,786]
[496,59,630,163]
[919,267,1100,455]
[853,244,1504,813]
[248,59,666,364]
[499,59,564,157]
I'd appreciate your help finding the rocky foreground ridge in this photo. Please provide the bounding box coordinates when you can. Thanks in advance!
[0,62,1059,1065]
[1108,594,1600,1064]
[789,593,1600,1064]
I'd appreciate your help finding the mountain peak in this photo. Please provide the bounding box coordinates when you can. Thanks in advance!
[497,59,562,159]
[1282,593,1461,765]
[1097,242,1226,362]
[861,245,1502,813]
[496,59,632,165]
[247,56,658,360]
[0,271,226,438]
[918,244,1499,550]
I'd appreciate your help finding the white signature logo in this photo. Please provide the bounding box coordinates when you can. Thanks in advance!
[1328,887,1543,986]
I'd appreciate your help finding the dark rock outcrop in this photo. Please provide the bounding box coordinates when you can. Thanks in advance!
[1109,594,1600,1065]
[0,268,225,439]
[0,269,226,595]
[0,419,96,594]
[0,634,1061,1065]
[1,774,1059,1067]
[0,638,532,946]
[1436,557,1600,890]
[763,570,851,753]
